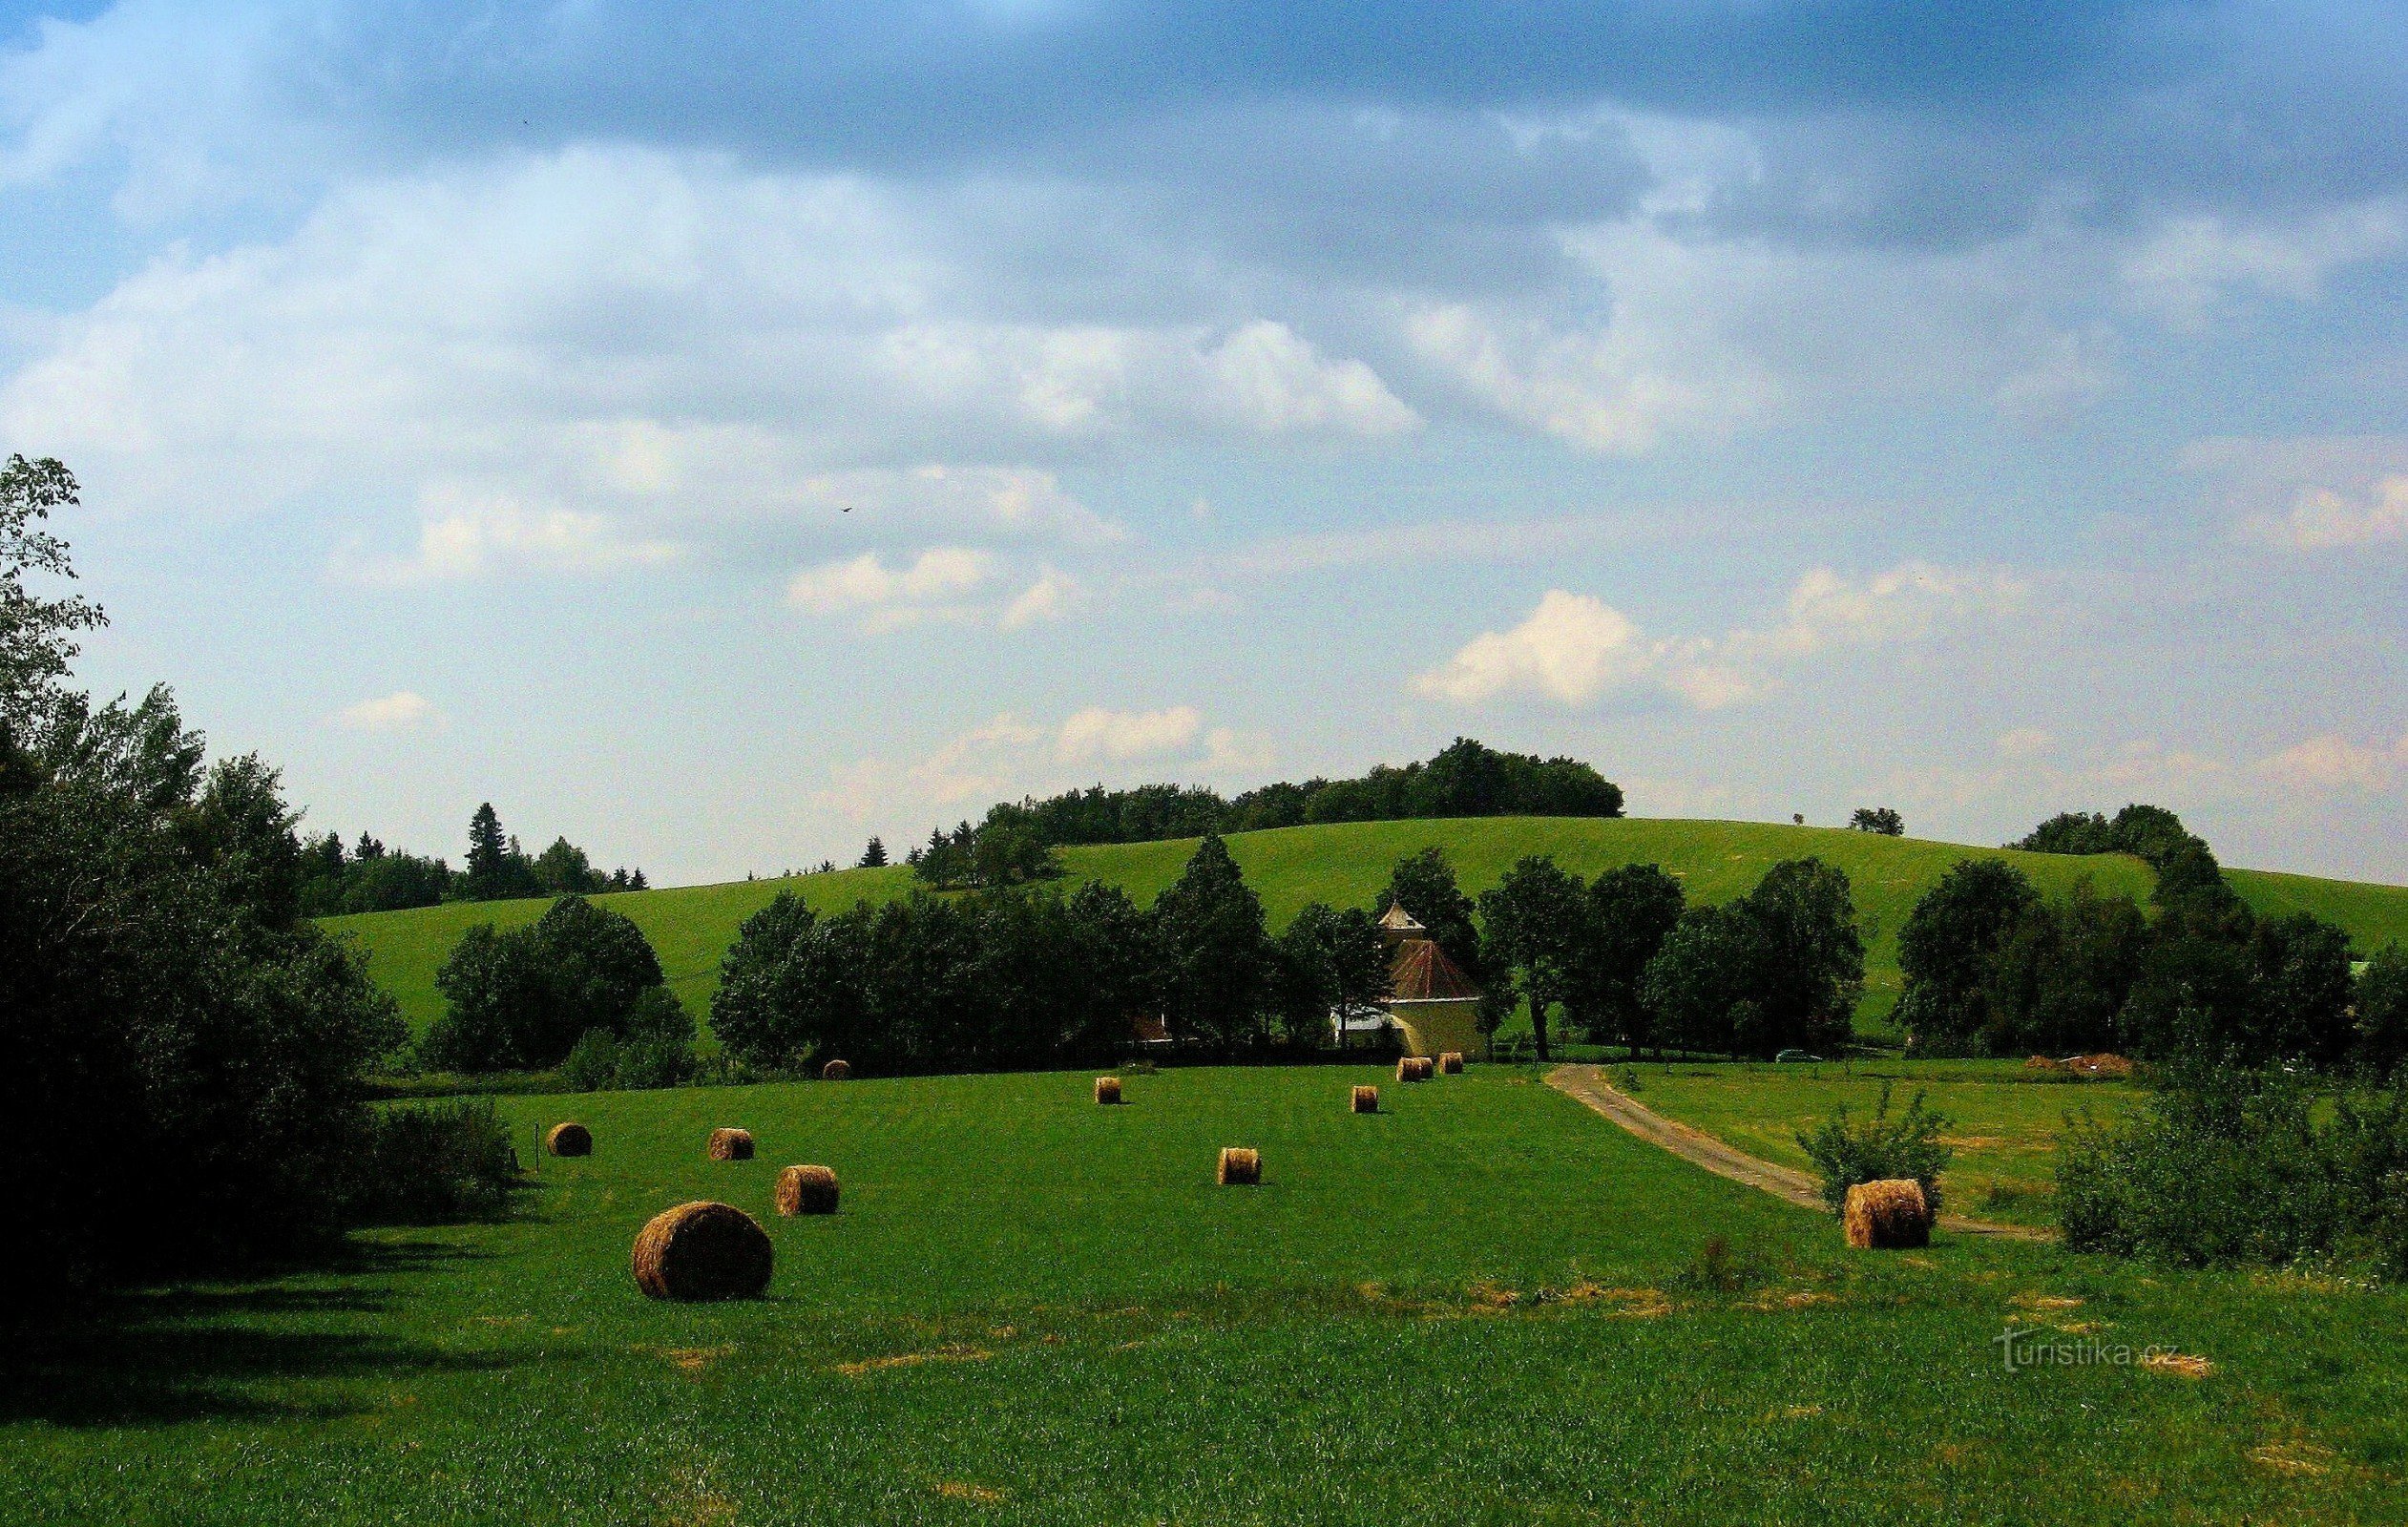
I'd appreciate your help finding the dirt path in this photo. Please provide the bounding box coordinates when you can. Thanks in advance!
[1544,1064,2051,1242]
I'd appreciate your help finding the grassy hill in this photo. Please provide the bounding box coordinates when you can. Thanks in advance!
[323,817,2408,1041]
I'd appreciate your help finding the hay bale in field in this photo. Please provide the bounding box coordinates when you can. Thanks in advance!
[774,1164,840,1216]
[546,1121,593,1158]
[2071,1053,2133,1078]
[1351,1084,1379,1115]
[706,1127,755,1161]
[2023,1056,2065,1074]
[1217,1146,1261,1186]
[821,1058,852,1081]
[1843,1179,1932,1250]
[1396,1056,1434,1082]
[1095,1076,1122,1105]
[631,1201,774,1301]
[1438,1052,1464,1076]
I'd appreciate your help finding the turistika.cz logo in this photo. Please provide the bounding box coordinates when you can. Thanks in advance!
[1993,1325,2183,1372]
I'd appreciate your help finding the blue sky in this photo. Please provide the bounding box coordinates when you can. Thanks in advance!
[4,1,2404,884]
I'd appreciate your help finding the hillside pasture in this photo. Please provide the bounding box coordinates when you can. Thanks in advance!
[6,1065,2405,1524]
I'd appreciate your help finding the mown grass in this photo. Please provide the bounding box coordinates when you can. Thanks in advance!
[1615,1058,2144,1229]
[319,814,2408,1042]
[7,1065,2405,1524]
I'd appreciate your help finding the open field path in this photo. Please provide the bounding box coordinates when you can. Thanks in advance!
[1545,1063,2051,1242]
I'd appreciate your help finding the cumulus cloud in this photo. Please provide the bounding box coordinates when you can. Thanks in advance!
[818,702,1242,829]
[785,547,995,630]
[999,567,1081,630]
[2249,477,2408,552]
[2253,734,2408,793]
[0,146,1415,554]
[335,689,435,731]
[1055,705,1203,763]
[1413,591,1663,705]
[2120,200,2408,329]
[1415,562,2021,710]
[343,488,684,583]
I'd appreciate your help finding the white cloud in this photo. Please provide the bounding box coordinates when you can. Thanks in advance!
[2253,734,2408,793]
[2120,199,2408,329]
[1415,561,2021,711]
[1996,727,2057,761]
[0,145,1415,554]
[999,567,1081,630]
[785,546,995,630]
[1413,591,1660,705]
[345,487,684,583]
[334,689,435,731]
[2248,477,2408,552]
[1055,705,1203,763]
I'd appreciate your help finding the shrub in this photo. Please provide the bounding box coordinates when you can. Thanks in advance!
[344,1101,520,1224]
[559,989,696,1091]
[2058,1064,2408,1273]
[1797,1083,1955,1217]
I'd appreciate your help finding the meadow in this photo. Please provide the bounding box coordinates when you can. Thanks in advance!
[321,816,2408,1042]
[1609,1059,2142,1230]
[8,1064,2406,1525]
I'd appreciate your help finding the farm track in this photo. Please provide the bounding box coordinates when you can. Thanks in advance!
[1544,1064,2052,1243]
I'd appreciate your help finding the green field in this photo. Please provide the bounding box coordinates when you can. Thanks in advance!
[323,817,2408,1041]
[1612,1059,2143,1229]
[8,1065,2405,1524]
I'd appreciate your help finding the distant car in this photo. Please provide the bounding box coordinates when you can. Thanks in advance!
[1772,1049,1822,1064]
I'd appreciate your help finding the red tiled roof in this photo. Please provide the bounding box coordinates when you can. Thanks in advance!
[1130,1014,1173,1043]
[1386,937,1479,1001]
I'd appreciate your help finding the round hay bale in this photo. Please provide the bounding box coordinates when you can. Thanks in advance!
[1217,1146,1261,1186]
[1095,1076,1122,1105]
[1396,1056,1433,1082]
[1438,1052,1464,1076]
[774,1163,840,1216]
[706,1127,755,1161]
[546,1121,593,1158]
[821,1058,852,1081]
[631,1201,774,1301]
[1843,1179,1932,1250]
[1351,1084,1379,1115]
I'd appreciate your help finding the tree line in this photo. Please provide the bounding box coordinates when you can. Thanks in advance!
[295,800,646,914]
[904,737,1623,889]
[1899,803,2404,1072]
[2,455,502,1304]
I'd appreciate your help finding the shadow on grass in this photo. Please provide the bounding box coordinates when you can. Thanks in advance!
[0,1240,513,1429]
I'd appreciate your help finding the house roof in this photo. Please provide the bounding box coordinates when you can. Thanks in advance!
[1377,903,1426,933]
[1386,937,1479,1001]
[1130,1014,1173,1044]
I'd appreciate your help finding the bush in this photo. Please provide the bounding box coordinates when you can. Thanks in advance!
[343,1100,521,1224]
[1796,1083,1955,1217]
[2057,1065,2408,1272]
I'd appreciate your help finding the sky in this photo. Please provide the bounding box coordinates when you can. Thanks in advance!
[3,0,2404,886]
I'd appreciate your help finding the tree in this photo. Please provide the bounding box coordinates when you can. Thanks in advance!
[1640,859,1864,1058]
[1275,902,1391,1048]
[1894,858,2039,1051]
[859,835,889,868]
[1375,847,1484,989]
[0,455,105,736]
[533,835,601,894]
[421,894,666,1071]
[1731,858,1865,1056]
[1849,806,1904,836]
[2,681,405,1299]
[1478,855,1590,1062]
[1575,863,1686,1054]
[2357,944,2408,1080]
[1152,833,1274,1048]
[1981,881,2148,1056]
